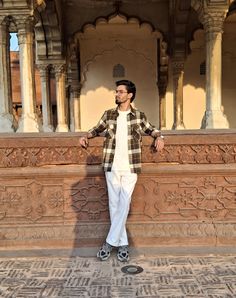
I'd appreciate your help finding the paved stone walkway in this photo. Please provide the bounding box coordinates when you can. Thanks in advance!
[0,250,236,298]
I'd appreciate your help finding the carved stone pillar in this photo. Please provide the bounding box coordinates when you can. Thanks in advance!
[172,59,185,130]
[69,86,81,132]
[16,17,41,132]
[54,64,69,132]
[203,12,229,128]
[191,0,229,128]
[38,65,54,132]
[0,18,14,132]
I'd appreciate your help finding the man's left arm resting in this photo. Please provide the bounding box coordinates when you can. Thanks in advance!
[141,112,164,152]
[152,131,164,152]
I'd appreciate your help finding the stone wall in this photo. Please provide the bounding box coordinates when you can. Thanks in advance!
[0,131,236,249]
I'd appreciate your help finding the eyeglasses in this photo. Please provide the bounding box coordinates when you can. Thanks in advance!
[114,90,128,94]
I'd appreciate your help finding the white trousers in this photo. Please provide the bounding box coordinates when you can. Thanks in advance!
[105,171,137,247]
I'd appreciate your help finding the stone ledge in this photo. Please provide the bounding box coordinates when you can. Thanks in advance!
[0,163,236,177]
[0,222,236,249]
[0,245,236,258]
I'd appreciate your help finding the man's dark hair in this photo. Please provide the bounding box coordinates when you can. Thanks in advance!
[116,80,136,102]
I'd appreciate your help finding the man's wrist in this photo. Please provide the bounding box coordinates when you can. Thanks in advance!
[153,132,164,139]
[87,132,93,139]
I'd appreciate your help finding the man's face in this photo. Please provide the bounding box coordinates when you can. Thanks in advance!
[115,85,132,105]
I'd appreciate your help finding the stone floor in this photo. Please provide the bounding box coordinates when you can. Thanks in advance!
[0,248,236,298]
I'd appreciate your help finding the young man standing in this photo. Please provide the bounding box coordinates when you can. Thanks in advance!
[79,80,164,262]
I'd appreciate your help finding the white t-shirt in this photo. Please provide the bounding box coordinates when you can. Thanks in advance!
[112,109,130,172]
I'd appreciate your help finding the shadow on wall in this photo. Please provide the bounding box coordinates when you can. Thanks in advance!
[70,153,110,256]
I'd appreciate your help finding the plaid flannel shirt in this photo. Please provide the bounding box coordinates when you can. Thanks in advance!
[88,105,161,173]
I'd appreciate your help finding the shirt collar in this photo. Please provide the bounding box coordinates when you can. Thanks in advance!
[114,105,136,116]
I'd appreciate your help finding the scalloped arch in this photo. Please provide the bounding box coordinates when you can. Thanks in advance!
[80,13,161,37]
[189,28,204,51]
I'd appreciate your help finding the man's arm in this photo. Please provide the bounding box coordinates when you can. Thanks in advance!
[79,111,107,148]
[153,135,164,152]
[140,112,164,152]
[79,132,93,149]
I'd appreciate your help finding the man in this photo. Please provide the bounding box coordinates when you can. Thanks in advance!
[79,80,164,262]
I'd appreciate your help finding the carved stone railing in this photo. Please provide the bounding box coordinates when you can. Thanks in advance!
[0,130,236,250]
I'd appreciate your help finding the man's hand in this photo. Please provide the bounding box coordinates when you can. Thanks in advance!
[154,136,164,152]
[79,136,89,149]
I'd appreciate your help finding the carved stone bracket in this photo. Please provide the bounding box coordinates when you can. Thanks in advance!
[191,0,229,34]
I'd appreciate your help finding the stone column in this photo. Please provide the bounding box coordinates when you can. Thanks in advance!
[38,65,54,132]
[0,18,14,132]
[54,64,69,132]
[191,0,229,128]
[203,11,228,128]
[69,86,81,132]
[172,59,185,130]
[16,17,41,132]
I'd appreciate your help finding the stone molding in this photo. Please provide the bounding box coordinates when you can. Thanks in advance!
[1,222,236,246]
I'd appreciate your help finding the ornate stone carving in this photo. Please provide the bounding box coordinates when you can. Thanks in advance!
[1,140,236,168]
[68,177,109,220]
[191,0,228,34]
[130,175,236,221]
[130,179,160,219]
[0,180,64,223]
[142,143,236,165]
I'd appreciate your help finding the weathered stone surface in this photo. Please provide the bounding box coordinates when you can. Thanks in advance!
[0,254,236,297]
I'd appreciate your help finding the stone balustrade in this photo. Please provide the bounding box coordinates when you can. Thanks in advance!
[0,130,236,250]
